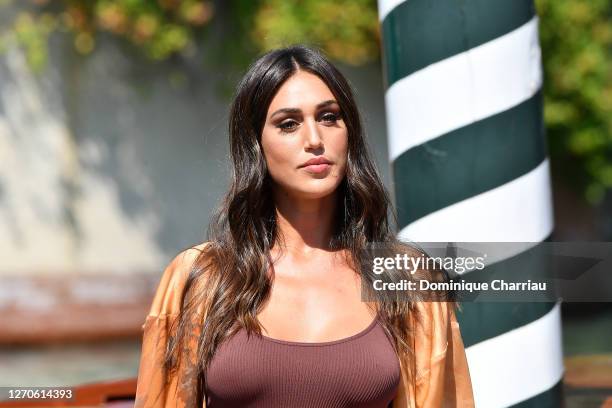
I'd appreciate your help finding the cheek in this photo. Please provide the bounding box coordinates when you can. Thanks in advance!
[333,131,349,176]
[261,133,294,176]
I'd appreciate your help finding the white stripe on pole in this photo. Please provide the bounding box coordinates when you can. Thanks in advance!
[398,159,554,242]
[377,0,408,21]
[386,17,542,161]
[465,302,565,408]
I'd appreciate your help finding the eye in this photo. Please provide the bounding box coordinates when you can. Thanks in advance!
[277,119,299,133]
[320,112,341,124]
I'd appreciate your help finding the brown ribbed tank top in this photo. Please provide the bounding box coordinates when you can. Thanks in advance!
[205,316,401,407]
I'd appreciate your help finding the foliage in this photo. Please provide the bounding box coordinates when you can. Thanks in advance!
[0,0,609,204]
[251,0,380,65]
[0,0,214,71]
[534,0,611,204]
[0,0,379,70]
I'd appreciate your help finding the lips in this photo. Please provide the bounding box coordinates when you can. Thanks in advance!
[299,157,332,168]
[299,157,333,174]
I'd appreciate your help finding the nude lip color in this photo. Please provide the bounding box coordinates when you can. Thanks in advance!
[302,163,331,174]
[299,156,332,174]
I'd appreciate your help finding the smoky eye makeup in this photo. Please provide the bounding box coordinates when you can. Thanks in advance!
[271,111,301,132]
[318,111,341,123]
[271,104,343,133]
[277,118,300,132]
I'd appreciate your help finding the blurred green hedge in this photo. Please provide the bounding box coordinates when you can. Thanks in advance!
[1,0,609,204]
[535,0,611,204]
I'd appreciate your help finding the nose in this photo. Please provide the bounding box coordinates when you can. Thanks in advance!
[304,119,323,150]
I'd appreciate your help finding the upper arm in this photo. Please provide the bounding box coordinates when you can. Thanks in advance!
[414,301,475,407]
[135,242,210,408]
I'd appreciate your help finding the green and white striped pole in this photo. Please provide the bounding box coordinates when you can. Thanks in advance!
[378,0,564,406]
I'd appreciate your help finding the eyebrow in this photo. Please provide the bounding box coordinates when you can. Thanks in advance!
[269,99,338,119]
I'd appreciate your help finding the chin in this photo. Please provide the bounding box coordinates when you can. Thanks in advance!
[303,189,342,200]
[271,173,345,201]
[288,182,340,200]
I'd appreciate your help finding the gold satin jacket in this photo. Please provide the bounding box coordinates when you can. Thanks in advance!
[134,248,475,408]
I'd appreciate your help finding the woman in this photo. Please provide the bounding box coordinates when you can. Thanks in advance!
[135,45,474,408]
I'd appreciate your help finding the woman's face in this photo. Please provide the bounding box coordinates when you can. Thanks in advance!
[261,70,348,201]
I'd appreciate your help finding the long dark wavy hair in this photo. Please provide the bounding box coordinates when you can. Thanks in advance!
[163,44,451,407]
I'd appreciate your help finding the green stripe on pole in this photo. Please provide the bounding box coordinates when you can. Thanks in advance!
[458,302,556,348]
[510,379,564,407]
[382,0,536,87]
[456,235,557,347]
[393,90,546,228]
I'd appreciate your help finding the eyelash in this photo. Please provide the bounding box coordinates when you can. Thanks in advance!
[277,112,341,133]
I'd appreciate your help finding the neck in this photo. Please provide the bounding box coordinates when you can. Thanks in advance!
[272,187,339,258]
